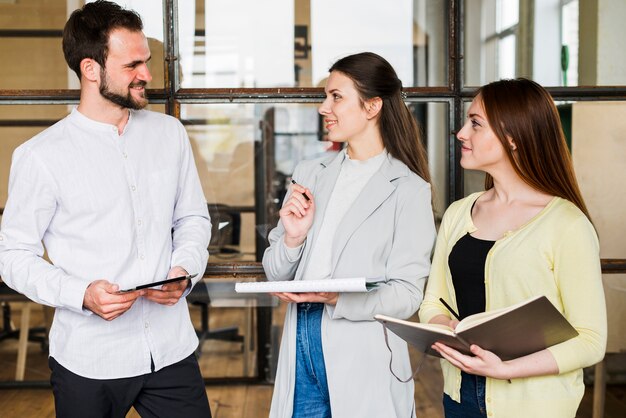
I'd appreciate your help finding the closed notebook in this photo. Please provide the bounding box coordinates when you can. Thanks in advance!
[235,277,383,293]
[375,295,578,361]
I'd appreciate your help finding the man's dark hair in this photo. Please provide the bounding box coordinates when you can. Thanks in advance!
[62,0,143,80]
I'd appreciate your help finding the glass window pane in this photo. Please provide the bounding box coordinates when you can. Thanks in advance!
[498,0,519,31]
[497,34,516,79]
[0,1,164,90]
[464,0,626,87]
[422,102,449,218]
[178,0,448,88]
[182,100,449,253]
[561,0,579,86]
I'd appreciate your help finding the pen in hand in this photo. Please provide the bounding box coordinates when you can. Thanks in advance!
[291,179,310,201]
[438,297,511,382]
[439,297,461,321]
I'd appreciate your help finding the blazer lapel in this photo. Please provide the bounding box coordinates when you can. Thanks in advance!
[330,155,408,274]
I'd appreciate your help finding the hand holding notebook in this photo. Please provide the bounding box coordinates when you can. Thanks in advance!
[375,295,578,360]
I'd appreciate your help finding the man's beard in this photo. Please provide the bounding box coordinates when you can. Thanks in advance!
[99,69,148,110]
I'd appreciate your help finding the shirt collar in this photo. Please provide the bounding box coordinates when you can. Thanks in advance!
[69,107,135,135]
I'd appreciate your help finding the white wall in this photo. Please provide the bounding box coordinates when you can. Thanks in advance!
[572,101,626,352]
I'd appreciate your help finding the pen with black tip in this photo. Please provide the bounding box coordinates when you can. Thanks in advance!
[290,179,310,201]
[439,297,461,321]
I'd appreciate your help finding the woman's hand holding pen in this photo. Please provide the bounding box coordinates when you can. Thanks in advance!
[429,314,459,330]
[280,180,315,248]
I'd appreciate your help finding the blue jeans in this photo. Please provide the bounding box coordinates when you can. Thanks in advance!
[443,371,487,418]
[292,303,331,418]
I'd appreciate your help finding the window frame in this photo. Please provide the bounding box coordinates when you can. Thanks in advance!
[1,0,626,387]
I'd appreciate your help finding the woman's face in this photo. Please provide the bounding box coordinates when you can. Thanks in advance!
[318,71,371,143]
[457,96,509,172]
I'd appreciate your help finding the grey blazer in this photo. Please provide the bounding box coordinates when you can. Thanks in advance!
[263,151,436,418]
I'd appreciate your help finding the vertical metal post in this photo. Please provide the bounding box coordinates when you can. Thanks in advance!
[449,0,465,203]
[254,108,276,382]
[255,107,276,262]
[163,0,179,115]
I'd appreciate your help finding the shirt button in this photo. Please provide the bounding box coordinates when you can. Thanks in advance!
[131,185,136,191]
[487,397,491,402]
[137,219,142,226]
[139,254,145,260]
[0,235,3,241]
[144,322,149,329]
[123,153,128,159]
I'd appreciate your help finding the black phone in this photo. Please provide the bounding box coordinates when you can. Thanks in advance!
[119,273,196,292]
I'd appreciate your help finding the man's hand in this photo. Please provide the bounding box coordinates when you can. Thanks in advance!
[142,266,191,306]
[83,280,143,321]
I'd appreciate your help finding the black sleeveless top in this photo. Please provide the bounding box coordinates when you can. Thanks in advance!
[448,233,495,319]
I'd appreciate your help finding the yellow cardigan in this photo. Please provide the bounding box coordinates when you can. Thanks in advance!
[419,192,607,418]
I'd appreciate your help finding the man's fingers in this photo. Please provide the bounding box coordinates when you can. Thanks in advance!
[142,288,183,305]
[97,303,135,321]
[99,301,135,315]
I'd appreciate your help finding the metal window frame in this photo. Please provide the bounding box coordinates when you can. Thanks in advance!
[1,0,626,386]
[2,0,626,200]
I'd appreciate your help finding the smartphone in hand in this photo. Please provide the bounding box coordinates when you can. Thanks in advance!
[118,274,196,293]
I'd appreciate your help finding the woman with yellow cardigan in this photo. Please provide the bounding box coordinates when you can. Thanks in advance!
[419,78,606,418]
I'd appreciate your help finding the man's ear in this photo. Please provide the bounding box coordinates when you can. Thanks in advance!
[365,97,383,120]
[80,58,100,82]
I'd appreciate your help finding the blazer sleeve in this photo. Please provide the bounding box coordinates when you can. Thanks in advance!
[330,181,436,321]
[262,163,306,281]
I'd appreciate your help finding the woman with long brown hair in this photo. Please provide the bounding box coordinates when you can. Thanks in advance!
[419,78,606,417]
[263,52,436,417]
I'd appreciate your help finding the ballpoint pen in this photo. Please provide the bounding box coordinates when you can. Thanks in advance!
[439,297,461,321]
[290,179,310,201]
[438,297,511,382]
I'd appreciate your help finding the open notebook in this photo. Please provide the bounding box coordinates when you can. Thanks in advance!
[375,295,578,360]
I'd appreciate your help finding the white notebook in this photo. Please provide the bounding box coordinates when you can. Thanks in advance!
[235,277,382,293]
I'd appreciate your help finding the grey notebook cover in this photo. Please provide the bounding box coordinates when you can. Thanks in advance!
[376,296,579,360]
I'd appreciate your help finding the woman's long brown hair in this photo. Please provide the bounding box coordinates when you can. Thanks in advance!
[329,52,431,183]
[478,78,591,219]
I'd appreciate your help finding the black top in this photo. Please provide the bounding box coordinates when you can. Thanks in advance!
[448,233,495,319]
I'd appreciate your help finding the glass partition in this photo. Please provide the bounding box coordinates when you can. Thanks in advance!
[178,0,448,88]
[464,0,626,87]
[0,1,165,90]
[182,100,449,258]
